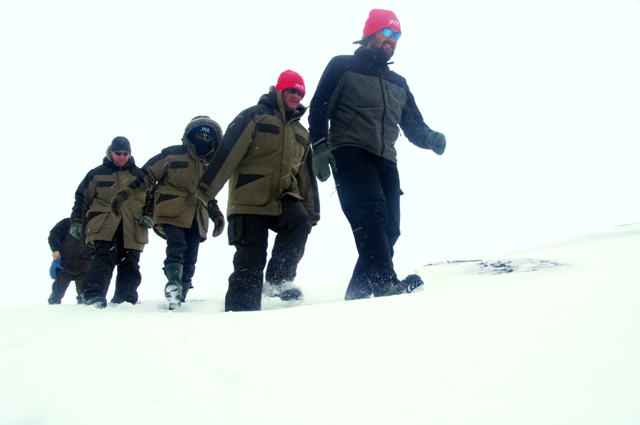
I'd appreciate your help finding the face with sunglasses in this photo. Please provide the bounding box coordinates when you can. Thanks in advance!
[368,27,401,59]
[110,150,131,167]
[282,87,304,112]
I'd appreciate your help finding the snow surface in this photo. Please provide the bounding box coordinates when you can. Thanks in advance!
[1,224,639,425]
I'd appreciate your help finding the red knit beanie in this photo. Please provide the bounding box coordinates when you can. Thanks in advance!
[275,70,306,98]
[363,9,401,37]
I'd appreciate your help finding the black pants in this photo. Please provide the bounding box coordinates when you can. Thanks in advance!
[81,223,142,303]
[163,217,202,287]
[48,271,85,304]
[226,197,311,311]
[332,147,402,299]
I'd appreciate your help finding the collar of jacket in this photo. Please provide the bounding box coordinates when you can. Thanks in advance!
[182,136,215,159]
[258,90,307,122]
[102,154,135,170]
[354,45,393,68]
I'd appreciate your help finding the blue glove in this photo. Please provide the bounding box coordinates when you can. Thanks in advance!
[139,216,153,229]
[49,258,64,279]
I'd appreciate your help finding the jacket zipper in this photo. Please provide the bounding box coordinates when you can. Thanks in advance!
[377,70,386,157]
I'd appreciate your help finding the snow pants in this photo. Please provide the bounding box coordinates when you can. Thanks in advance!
[163,216,202,293]
[81,223,142,303]
[225,197,311,312]
[48,271,85,304]
[332,147,402,299]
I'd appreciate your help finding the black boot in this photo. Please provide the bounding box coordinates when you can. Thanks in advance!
[181,282,194,302]
[382,274,424,297]
[264,281,303,301]
[48,293,62,305]
[85,296,108,309]
[163,263,184,310]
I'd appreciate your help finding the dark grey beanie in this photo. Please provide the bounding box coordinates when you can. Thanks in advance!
[110,136,131,152]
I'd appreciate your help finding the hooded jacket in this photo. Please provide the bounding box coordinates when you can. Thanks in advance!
[48,218,93,275]
[197,90,320,223]
[71,151,153,251]
[308,46,438,163]
[117,116,224,241]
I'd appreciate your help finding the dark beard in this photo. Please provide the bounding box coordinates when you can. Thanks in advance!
[370,45,394,62]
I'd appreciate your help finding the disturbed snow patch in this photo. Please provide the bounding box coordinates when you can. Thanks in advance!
[423,258,563,275]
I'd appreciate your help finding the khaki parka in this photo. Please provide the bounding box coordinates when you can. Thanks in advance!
[71,150,153,251]
[196,90,320,223]
[118,117,224,241]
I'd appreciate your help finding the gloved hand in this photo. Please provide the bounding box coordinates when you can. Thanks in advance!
[426,131,446,155]
[111,191,130,216]
[312,142,337,182]
[211,212,225,237]
[70,222,83,239]
[139,216,153,229]
[49,257,64,279]
[207,200,225,237]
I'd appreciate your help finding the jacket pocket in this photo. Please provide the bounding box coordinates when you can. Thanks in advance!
[85,212,108,236]
[154,193,187,218]
[255,123,281,150]
[232,166,273,206]
[134,223,149,245]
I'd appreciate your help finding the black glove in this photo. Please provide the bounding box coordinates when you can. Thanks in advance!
[211,212,225,237]
[111,191,130,216]
[70,222,83,239]
[312,142,337,182]
[139,216,153,229]
[207,200,225,237]
[426,132,446,155]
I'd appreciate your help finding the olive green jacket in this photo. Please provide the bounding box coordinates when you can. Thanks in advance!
[196,90,320,223]
[71,151,153,251]
[118,118,224,241]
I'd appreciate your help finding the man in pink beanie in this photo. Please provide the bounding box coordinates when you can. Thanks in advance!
[197,70,320,311]
[309,9,447,301]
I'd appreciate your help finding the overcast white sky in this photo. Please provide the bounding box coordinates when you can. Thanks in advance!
[1,0,638,306]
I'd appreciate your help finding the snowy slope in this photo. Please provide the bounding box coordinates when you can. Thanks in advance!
[1,224,639,425]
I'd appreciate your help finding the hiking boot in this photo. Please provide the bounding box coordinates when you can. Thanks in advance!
[382,274,424,297]
[110,295,137,305]
[265,282,303,301]
[48,295,62,305]
[277,287,303,301]
[85,296,108,309]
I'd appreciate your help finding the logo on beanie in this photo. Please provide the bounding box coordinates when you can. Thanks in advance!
[388,18,400,27]
[294,83,305,91]
[200,126,211,134]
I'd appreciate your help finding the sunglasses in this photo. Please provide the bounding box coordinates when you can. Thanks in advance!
[113,150,130,156]
[285,88,304,97]
[380,28,401,40]
[194,132,213,142]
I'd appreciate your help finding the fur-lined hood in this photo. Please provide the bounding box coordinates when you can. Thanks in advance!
[182,115,224,153]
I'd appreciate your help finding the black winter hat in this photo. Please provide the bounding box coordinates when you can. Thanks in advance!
[110,136,131,152]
